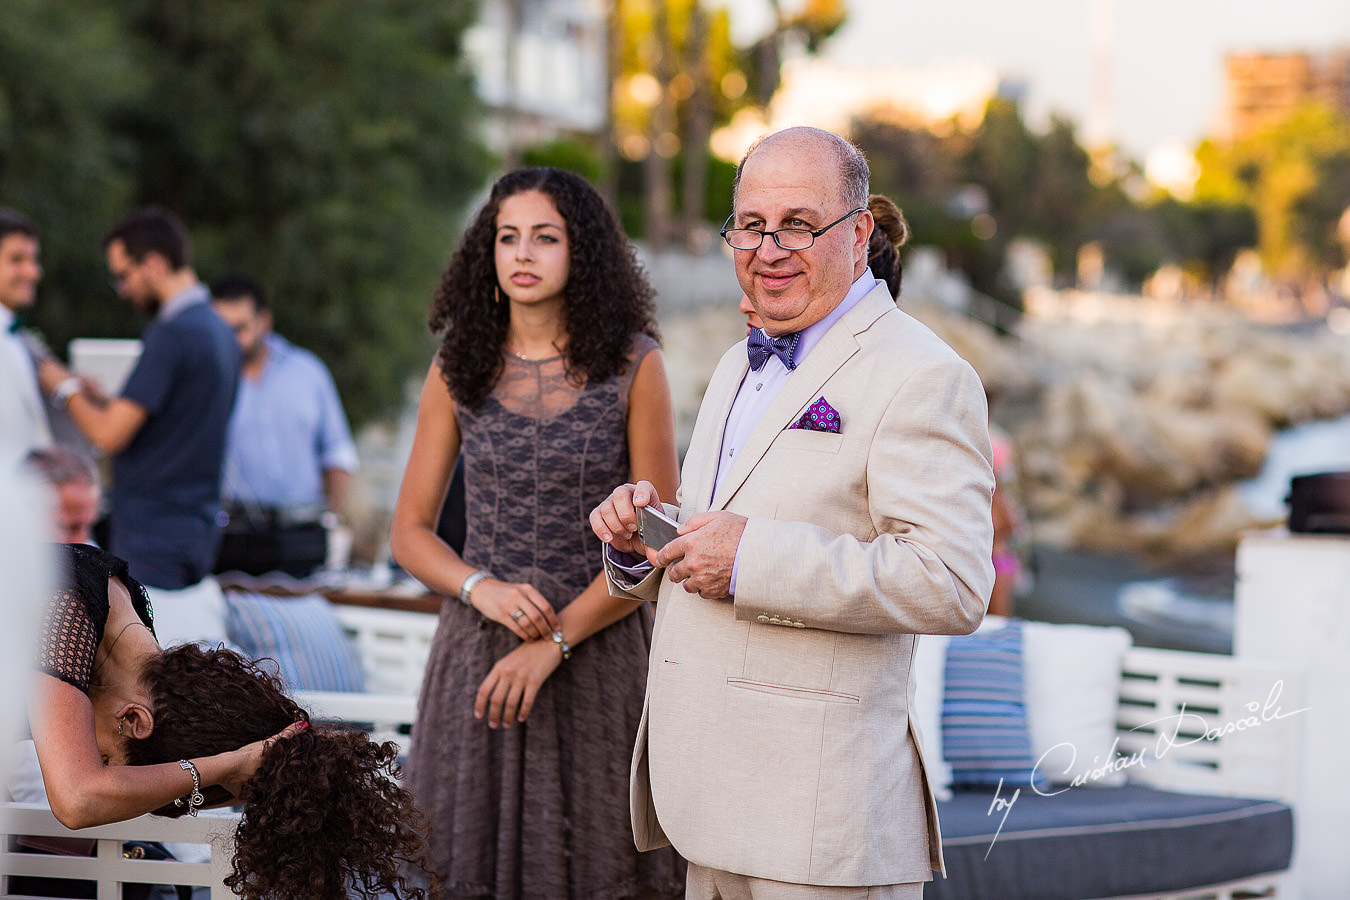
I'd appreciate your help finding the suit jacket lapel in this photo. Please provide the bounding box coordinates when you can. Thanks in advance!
[680,343,749,517]
[709,285,895,512]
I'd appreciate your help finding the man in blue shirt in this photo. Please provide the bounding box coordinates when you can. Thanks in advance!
[210,274,358,577]
[38,206,239,646]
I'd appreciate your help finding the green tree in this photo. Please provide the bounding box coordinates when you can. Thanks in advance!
[609,0,846,246]
[0,0,145,342]
[1194,102,1350,281]
[1149,197,1258,290]
[1,1,493,427]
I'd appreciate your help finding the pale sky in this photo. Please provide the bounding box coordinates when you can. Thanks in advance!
[727,0,1350,160]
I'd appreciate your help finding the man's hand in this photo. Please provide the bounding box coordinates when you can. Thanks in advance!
[36,357,71,395]
[590,480,663,561]
[657,511,747,600]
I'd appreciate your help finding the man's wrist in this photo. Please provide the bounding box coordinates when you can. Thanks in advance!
[50,377,82,410]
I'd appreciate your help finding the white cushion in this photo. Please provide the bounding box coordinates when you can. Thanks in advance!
[1021,620,1133,787]
[911,633,952,799]
[913,617,1133,795]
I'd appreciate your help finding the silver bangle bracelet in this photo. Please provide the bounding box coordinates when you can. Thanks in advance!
[458,570,493,607]
[174,759,204,817]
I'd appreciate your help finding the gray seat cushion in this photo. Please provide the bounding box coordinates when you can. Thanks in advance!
[925,783,1293,899]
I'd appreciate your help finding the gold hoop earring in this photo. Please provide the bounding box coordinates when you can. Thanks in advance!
[495,285,504,305]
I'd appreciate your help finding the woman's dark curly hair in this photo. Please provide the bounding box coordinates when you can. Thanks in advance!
[124,645,435,899]
[429,167,660,409]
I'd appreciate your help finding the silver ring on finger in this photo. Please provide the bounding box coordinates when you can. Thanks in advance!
[511,608,525,622]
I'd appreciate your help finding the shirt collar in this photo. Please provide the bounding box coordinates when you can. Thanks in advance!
[0,306,15,333]
[158,282,210,321]
[793,267,881,366]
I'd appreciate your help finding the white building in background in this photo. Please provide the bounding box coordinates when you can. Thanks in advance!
[465,0,608,154]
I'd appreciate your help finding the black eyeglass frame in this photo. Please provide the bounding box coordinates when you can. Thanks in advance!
[720,207,866,252]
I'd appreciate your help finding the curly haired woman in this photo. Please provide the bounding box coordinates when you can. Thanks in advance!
[390,167,684,898]
[29,542,433,899]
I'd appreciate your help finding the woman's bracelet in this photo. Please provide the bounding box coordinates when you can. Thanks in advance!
[174,759,204,817]
[551,630,572,660]
[458,569,493,607]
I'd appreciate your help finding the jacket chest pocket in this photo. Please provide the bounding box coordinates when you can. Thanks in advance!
[770,429,844,455]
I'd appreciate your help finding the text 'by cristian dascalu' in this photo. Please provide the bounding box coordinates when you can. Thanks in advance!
[982,679,1308,859]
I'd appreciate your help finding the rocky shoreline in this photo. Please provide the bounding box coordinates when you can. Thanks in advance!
[918,288,1350,561]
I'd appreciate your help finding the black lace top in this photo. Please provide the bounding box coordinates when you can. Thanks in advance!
[37,544,156,694]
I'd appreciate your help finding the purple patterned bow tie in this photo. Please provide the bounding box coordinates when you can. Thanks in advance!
[747,327,801,371]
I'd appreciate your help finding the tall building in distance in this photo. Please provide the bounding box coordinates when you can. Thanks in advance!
[1224,49,1350,141]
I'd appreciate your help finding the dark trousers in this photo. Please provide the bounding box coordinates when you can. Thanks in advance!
[214,522,327,578]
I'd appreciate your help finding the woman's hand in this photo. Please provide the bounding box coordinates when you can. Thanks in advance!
[215,720,308,799]
[474,639,564,728]
[470,579,560,641]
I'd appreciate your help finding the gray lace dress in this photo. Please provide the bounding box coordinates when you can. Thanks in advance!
[406,335,685,899]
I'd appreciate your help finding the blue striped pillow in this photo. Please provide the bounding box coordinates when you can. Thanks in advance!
[224,591,366,693]
[941,620,1045,790]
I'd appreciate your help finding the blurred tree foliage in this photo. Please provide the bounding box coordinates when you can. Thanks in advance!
[610,0,746,246]
[602,0,845,247]
[0,0,493,427]
[857,98,1113,307]
[854,95,1327,306]
[1193,102,1350,282]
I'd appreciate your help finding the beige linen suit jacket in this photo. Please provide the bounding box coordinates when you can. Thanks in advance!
[605,283,994,886]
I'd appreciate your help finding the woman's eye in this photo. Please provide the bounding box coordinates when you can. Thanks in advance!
[538,234,557,244]
[498,233,516,245]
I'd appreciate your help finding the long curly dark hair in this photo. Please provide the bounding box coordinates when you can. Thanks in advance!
[125,645,434,899]
[429,167,660,410]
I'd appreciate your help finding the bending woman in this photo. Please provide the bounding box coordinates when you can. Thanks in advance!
[29,542,433,899]
[390,167,684,897]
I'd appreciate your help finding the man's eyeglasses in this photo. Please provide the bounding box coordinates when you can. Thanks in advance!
[720,208,866,252]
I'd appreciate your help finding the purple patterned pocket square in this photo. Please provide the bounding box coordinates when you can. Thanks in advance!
[789,396,841,433]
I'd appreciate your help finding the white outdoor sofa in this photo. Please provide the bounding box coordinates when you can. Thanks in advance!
[3,601,1305,900]
[924,643,1304,900]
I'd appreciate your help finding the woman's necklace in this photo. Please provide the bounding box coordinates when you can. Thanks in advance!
[505,339,565,361]
[92,621,153,677]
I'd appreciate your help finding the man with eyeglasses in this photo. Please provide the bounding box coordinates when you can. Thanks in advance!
[38,206,239,647]
[591,127,994,897]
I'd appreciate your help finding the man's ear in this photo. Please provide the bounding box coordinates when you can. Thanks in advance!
[854,210,875,270]
[140,251,167,277]
[116,702,155,741]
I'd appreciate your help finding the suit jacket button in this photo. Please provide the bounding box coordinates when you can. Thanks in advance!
[794,621,806,628]
[757,615,770,623]
[768,616,782,625]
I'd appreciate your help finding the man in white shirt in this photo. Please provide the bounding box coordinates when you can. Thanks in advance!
[0,208,52,470]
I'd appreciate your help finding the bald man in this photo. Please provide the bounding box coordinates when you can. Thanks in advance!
[591,127,994,897]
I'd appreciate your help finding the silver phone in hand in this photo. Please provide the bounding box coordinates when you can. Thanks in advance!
[637,505,680,551]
